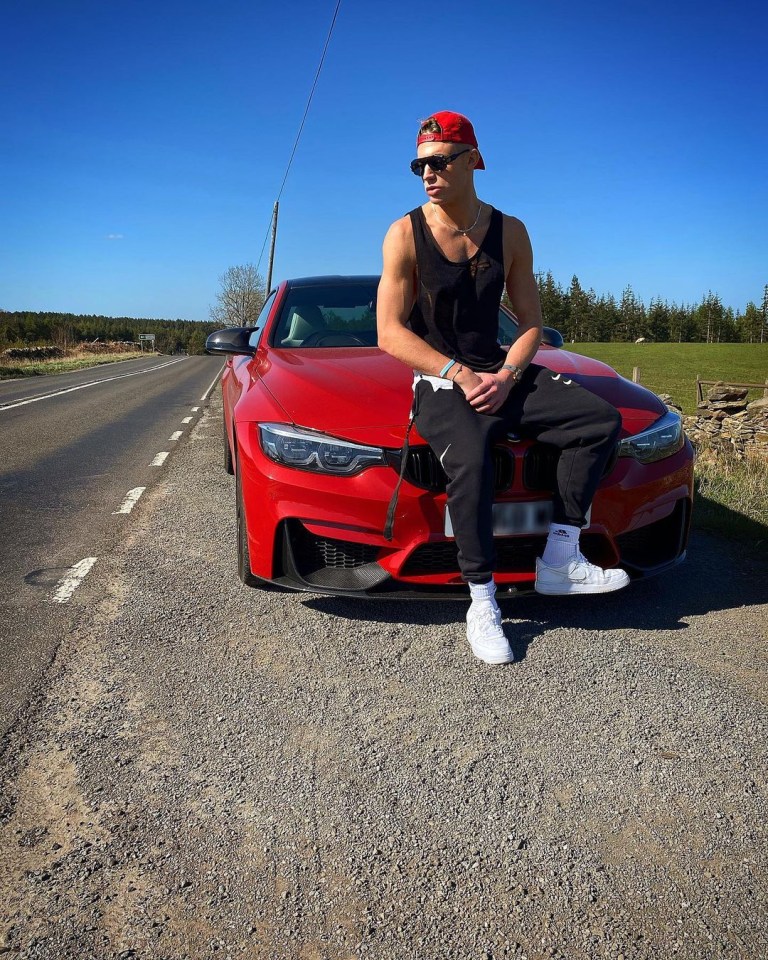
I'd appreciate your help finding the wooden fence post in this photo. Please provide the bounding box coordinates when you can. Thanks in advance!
[632,367,640,383]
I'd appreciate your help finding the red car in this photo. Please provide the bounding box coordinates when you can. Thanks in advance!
[207,275,693,598]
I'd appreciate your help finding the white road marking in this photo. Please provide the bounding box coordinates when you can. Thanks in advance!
[200,367,224,402]
[191,406,200,412]
[0,358,186,411]
[169,430,183,441]
[182,416,192,423]
[51,557,97,603]
[113,487,146,514]
[151,452,169,466]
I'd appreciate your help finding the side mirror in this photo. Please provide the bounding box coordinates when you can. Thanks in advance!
[206,327,256,356]
[541,326,564,348]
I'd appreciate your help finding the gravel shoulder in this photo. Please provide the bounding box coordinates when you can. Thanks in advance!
[1,392,766,960]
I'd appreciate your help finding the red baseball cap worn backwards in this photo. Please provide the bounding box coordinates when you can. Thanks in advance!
[416,110,485,170]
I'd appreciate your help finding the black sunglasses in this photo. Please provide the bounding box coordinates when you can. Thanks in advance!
[410,149,471,176]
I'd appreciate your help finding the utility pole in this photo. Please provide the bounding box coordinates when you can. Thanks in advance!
[266,201,279,295]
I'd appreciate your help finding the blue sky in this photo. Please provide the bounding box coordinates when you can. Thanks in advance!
[2,0,765,321]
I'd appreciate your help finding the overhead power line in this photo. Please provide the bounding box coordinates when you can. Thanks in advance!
[256,0,342,276]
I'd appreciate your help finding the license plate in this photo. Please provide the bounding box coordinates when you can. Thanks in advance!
[445,501,553,538]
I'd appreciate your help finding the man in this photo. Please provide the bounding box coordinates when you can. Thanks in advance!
[377,110,629,666]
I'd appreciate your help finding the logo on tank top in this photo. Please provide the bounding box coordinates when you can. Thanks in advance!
[469,256,492,279]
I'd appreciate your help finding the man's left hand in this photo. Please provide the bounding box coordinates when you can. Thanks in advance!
[464,371,516,414]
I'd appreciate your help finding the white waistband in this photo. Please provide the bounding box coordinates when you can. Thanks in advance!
[412,372,455,392]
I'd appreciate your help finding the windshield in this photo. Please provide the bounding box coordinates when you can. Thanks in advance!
[272,281,520,348]
[273,283,379,347]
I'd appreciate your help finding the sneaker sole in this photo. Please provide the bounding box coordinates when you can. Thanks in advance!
[534,576,630,596]
[468,642,515,665]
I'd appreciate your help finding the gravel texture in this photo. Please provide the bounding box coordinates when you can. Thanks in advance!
[1,392,766,959]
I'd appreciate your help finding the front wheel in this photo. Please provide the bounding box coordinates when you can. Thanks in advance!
[235,453,260,587]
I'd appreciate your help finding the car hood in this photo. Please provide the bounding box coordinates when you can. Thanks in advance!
[249,346,667,446]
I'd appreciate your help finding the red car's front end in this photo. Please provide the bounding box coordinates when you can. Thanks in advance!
[211,276,693,598]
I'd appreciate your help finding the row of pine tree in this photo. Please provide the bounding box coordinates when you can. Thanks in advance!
[0,312,218,355]
[517,274,768,343]
[2,276,767,351]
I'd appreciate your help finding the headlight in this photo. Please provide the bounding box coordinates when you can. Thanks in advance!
[619,411,685,464]
[258,423,386,475]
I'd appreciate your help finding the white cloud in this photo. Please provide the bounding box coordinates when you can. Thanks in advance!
[106,233,124,240]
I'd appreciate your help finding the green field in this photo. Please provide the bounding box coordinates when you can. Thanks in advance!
[564,342,768,414]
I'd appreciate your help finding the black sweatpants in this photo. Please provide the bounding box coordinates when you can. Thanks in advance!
[413,362,622,583]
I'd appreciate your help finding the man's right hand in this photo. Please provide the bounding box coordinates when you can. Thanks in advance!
[453,366,483,398]
[457,368,516,414]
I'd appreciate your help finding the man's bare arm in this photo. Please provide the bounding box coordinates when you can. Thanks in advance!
[503,217,543,370]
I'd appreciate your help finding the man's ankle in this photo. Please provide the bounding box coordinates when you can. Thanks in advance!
[541,523,581,566]
[468,579,498,607]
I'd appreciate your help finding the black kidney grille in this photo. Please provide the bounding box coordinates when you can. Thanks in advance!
[404,446,514,493]
[523,442,619,490]
[523,444,560,491]
[402,446,443,490]
[399,440,617,496]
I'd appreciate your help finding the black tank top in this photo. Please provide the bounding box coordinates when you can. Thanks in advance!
[407,206,507,373]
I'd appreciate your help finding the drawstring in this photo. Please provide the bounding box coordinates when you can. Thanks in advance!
[384,396,417,541]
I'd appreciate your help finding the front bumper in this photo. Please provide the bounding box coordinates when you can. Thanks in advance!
[238,422,694,598]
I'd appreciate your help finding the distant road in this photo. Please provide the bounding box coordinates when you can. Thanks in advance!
[0,355,223,735]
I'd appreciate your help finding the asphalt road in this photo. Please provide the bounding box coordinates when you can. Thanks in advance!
[0,355,223,735]
[0,390,765,959]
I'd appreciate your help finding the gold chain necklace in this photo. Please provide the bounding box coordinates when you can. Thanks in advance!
[430,202,483,236]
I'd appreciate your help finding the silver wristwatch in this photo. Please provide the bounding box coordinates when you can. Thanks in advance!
[501,363,523,381]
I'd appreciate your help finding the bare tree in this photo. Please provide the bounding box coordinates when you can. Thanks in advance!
[51,322,76,351]
[209,264,266,327]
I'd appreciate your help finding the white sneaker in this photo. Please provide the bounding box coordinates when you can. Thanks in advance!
[535,553,630,596]
[466,602,515,665]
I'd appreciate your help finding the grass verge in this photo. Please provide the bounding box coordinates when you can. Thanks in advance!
[693,444,768,551]
[0,351,146,379]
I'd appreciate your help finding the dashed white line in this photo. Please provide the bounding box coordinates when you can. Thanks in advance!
[0,358,186,411]
[169,430,183,441]
[51,557,97,603]
[113,487,146,515]
[151,452,169,466]
[182,416,192,424]
[191,406,200,412]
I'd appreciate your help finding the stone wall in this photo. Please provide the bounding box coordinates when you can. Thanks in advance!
[658,382,768,457]
[1,345,66,361]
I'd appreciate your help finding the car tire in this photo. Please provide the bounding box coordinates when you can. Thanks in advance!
[223,418,234,475]
[235,451,260,587]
